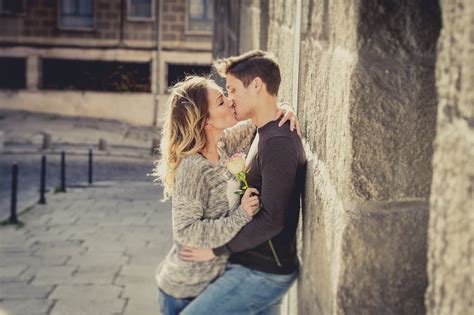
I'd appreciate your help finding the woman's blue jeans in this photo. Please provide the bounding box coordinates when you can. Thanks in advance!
[158,288,193,315]
[180,263,297,315]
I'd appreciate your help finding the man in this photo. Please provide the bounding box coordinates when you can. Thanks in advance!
[179,50,306,314]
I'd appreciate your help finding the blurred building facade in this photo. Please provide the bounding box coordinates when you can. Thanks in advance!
[0,0,214,126]
[215,1,472,315]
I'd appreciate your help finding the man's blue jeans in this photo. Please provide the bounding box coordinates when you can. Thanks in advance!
[158,288,193,315]
[181,263,298,315]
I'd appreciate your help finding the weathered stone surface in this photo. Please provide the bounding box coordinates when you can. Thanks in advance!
[232,0,442,314]
[337,201,428,314]
[426,1,474,314]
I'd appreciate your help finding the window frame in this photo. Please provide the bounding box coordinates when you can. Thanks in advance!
[0,0,26,16]
[57,0,96,31]
[185,0,214,35]
[127,0,155,22]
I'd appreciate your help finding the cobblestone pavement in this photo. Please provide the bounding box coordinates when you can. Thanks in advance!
[0,181,172,315]
[0,153,155,221]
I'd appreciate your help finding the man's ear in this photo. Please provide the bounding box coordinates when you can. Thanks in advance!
[253,77,263,94]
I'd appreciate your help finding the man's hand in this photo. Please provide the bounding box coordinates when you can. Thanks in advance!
[178,246,216,262]
[240,187,260,217]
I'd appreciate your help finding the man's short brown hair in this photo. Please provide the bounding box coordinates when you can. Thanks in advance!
[213,50,281,96]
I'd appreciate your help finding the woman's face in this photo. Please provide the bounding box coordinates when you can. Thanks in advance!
[205,82,239,130]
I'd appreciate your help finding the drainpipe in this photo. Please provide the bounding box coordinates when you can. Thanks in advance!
[288,4,303,315]
[291,0,302,112]
[152,0,162,127]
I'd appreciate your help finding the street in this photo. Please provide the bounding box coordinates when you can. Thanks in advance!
[0,153,157,220]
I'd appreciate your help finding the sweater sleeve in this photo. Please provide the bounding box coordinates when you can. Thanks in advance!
[172,158,252,249]
[213,136,298,255]
[218,120,256,159]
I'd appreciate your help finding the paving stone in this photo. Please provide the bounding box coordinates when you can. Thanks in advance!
[30,266,77,285]
[0,182,172,314]
[0,299,54,315]
[0,282,54,299]
[123,300,158,315]
[50,298,126,315]
[49,284,122,300]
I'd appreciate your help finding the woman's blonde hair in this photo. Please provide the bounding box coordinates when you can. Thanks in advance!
[152,76,211,199]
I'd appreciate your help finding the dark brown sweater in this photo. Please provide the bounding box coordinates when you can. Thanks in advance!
[213,120,307,274]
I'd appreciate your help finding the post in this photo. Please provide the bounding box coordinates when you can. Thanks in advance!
[60,151,66,192]
[151,138,160,156]
[39,155,46,204]
[88,148,93,185]
[10,164,18,224]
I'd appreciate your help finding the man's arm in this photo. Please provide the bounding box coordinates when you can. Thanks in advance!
[213,136,298,256]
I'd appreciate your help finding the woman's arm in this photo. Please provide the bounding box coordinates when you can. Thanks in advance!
[218,103,300,159]
[172,195,252,249]
[218,120,256,159]
[172,159,252,249]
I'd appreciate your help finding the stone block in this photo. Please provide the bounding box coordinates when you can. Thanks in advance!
[336,201,429,314]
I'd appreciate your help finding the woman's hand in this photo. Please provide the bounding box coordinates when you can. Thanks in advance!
[275,103,302,137]
[178,246,215,262]
[240,188,260,217]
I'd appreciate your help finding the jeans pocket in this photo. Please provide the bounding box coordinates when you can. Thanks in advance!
[255,270,297,289]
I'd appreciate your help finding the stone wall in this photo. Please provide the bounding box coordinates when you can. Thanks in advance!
[425,1,474,314]
[231,0,444,314]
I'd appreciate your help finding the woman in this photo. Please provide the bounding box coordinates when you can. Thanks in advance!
[152,76,298,315]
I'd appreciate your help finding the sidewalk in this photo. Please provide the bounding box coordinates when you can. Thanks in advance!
[0,109,160,158]
[0,181,172,315]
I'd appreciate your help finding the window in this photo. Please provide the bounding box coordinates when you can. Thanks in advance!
[59,0,94,29]
[41,59,151,93]
[167,64,211,88]
[0,0,25,15]
[0,57,26,90]
[186,0,214,34]
[128,0,154,20]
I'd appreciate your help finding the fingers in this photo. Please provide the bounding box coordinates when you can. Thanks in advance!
[278,112,290,127]
[243,187,259,199]
[178,249,195,261]
[295,121,302,137]
[273,109,283,121]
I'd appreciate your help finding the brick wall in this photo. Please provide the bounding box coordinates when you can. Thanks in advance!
[161,0,212,48]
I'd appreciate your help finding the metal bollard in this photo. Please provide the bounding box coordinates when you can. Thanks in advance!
[88,148,93,185]
[60,151,66,192]
[10,163,18,224]
[42,133,52,150]
[151,138,160,156]
[39,155,46,204]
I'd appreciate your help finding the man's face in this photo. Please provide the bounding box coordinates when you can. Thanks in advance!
[226,73,254,121]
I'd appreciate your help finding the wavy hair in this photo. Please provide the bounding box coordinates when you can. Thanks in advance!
[152,76,211,199]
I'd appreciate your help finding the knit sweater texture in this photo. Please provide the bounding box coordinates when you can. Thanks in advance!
[155,120,256,298]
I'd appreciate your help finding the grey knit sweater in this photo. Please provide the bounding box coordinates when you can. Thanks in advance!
[156,120,257,299]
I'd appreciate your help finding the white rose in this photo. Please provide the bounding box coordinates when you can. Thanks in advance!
[226,154,246,175]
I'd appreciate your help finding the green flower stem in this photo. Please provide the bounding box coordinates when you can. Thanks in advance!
[237,171,249,190]
[268,240,282,267]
